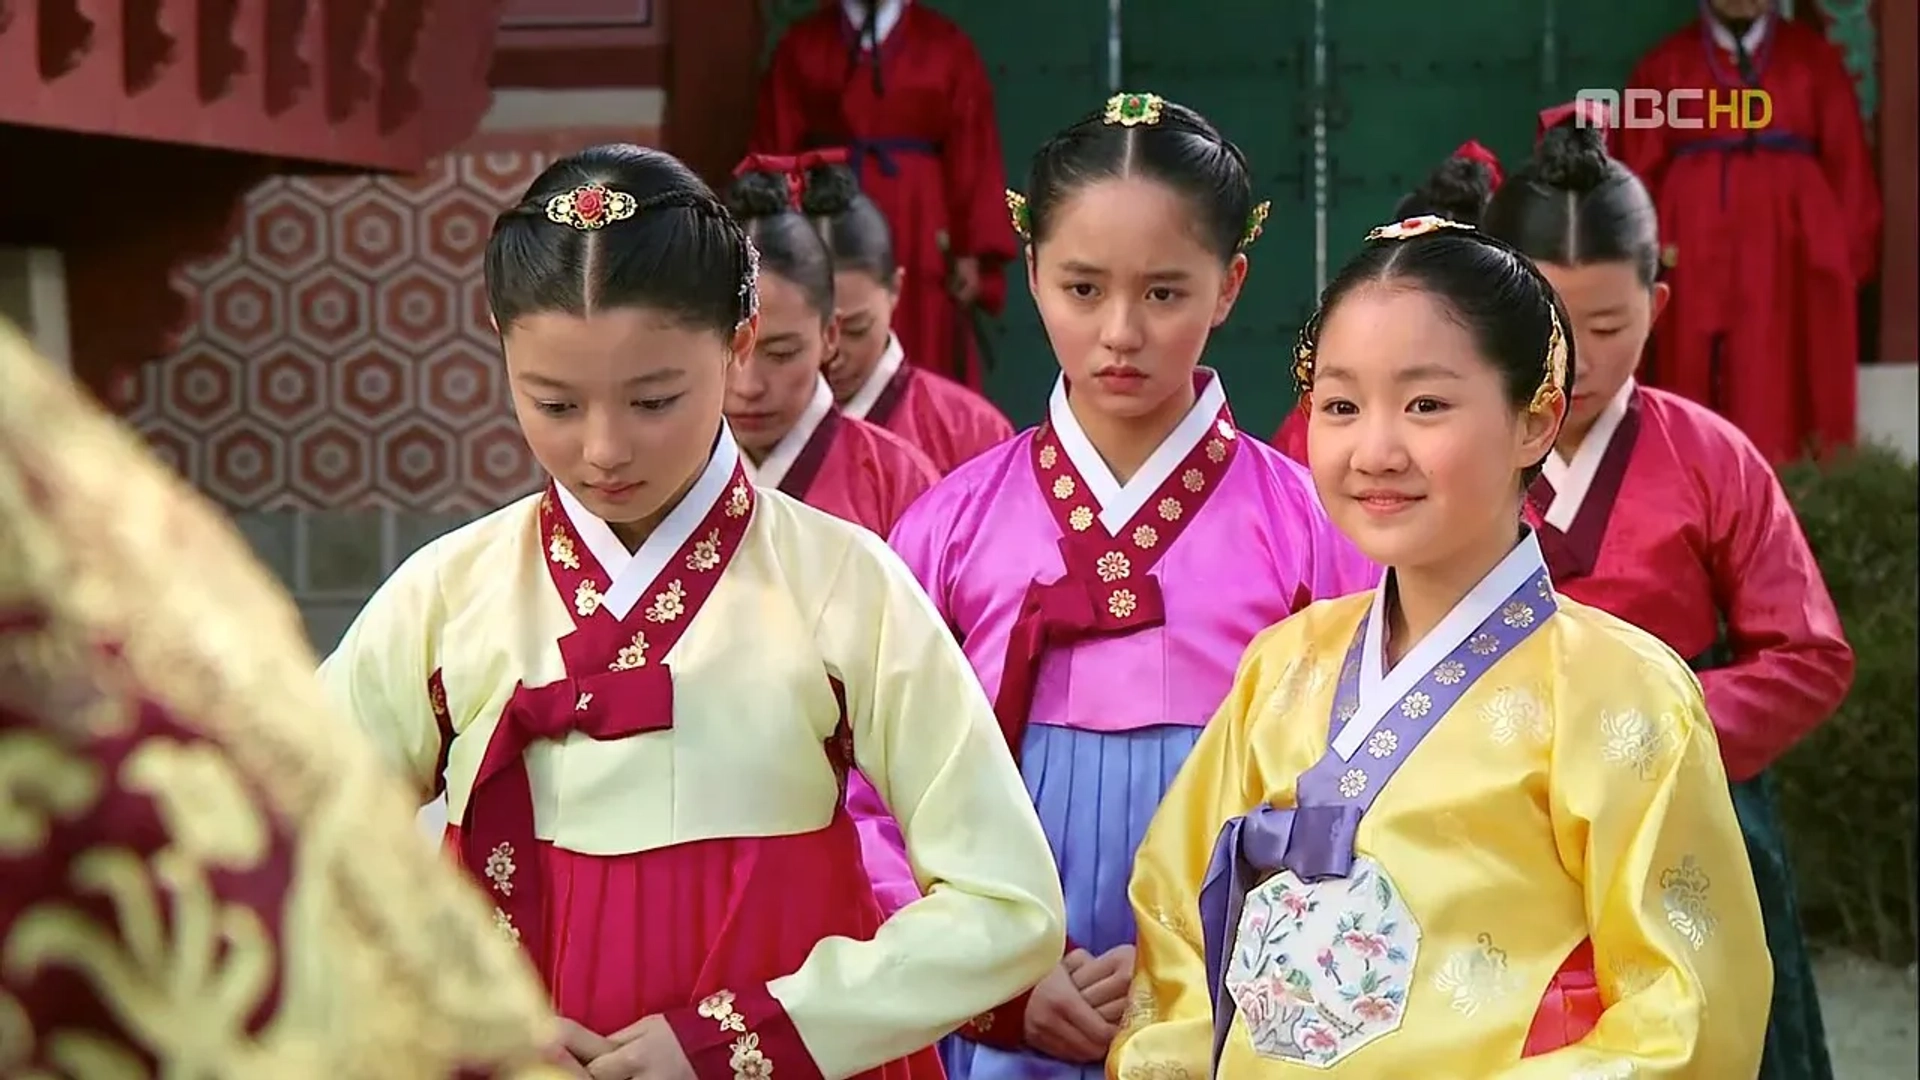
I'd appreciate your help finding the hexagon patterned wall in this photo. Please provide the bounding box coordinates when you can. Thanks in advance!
[112,141,585,514]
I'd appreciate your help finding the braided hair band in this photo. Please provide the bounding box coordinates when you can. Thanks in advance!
[1290,214,1568,416]
[1005,91,1273,253]
[541,182,761,324]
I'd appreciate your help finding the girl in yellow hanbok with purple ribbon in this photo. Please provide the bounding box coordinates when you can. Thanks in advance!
[1112,215,1770,1078]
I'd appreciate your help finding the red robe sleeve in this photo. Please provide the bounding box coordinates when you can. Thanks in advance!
[937,29,1018,315]
[1700,423,1854,780]
[1616,42,1680,195]
[1270,409,1308,466]
[1805,33,1882,283]
[751,30,812,153]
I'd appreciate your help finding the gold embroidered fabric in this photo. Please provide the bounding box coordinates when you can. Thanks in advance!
[0,325,564,1080]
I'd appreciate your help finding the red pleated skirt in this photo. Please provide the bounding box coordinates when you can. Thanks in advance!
[446,811,944,1079]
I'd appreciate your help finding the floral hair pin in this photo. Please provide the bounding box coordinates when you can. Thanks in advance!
[1365,214,1475,243]
[1239,200,1272,251]
[1532,311,1569,415]
[546,183,637,231]
[1103,92,1165,127]
[1005,189,1031,240]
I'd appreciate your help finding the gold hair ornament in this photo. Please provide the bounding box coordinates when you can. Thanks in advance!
[1531,310,1568,414]
[1365,214,1475,243]
[1005,189,1031,241]
[1103,92,1165,127]
[1239,200,1272,251]
[545,183,637,231]
[1291,214,1569,414]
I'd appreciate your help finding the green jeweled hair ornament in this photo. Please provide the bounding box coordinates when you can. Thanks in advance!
[1103,92,1165,127]
[1005,189,1031,240]
[1239,200,1272,251]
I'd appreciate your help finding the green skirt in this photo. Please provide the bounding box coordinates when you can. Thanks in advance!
[1733,771,1833,1080]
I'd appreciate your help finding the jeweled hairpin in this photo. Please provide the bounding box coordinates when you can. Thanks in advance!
[1005,189,1031,240]
[1365,214,1475,242]
[545,183,637,231]
[1531,310,1569,414]
[1239,200,1272,251]
[1103,92,1165,127]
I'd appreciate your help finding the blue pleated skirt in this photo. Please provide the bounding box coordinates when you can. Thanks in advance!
[941,722,1204,1080]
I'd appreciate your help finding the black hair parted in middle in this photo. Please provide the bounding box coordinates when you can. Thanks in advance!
[1022,94,1256,262]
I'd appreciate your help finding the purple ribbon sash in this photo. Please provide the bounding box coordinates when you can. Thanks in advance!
[1197,562,1556,1068]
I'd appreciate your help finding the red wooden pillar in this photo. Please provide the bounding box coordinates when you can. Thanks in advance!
[1877,0,1917,362]
[662,0,763,191]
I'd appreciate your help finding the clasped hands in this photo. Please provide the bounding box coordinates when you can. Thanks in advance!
[1024,944,1136,1063]
[549,1015,694,1080]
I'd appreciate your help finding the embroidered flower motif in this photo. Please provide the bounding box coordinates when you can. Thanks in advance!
[610,631,649,671]
[730,1034,773,1079]
[726,482,751,518]
[697,990,748,1033]
[1430,933,1517,1016]
[1069,506,1095,531]
[485,842,516,895]
[1659,856,1716,950]
[1432,660,1467,685]
[1216,419,1237,441]
[1338,768,1368,798]
[1181,467,1205,492]
[547,529,580,570]
[1053,475,1076,500]
[1365,730,1398,758]
[646,580,687,623]
[1096,551,1132,582]
[1336,701,1359,725]
[1225,856,1418,1066]
[1205,438,1227,463]
[574,580,602,617]
[1399,691,1432,720]
[1039,444,1058,469]
[1537,576,1554,600]
[1468,633,1499,656]
[687,529,722,572]
[575,693,593,712]
[1108,589,1138,619]
[1601,709,1674,780]
[1157,497,1183,521]
[429,678,449,722]
[1132,524,1159,549]
[1501,601,1535,629]
[1481,686,1548,745]
[493,907,519,942]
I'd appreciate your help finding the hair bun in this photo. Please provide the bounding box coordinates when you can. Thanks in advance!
[1411,156,1497,226]
[1534,123,1611,193]
[723,170,794,220]
[799,163,860,217]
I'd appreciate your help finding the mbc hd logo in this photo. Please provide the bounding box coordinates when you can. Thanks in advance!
[1574,87,1774,131]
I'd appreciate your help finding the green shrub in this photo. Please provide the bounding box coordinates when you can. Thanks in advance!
[1775,441,1918,965]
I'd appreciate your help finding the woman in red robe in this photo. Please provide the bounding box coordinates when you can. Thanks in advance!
[1617,0,1881,465]
[795,157,1016,473]
[1485,116,1850,1080]
[725,162,941,536]
[754,0,1017,389]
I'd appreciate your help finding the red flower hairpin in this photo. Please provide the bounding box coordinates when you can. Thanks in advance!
[546,183,637,231]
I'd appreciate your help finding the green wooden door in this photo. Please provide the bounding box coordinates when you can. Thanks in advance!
[1119,1,1318,437]
[923,0,1111,428]
[1322,0,1690,274]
